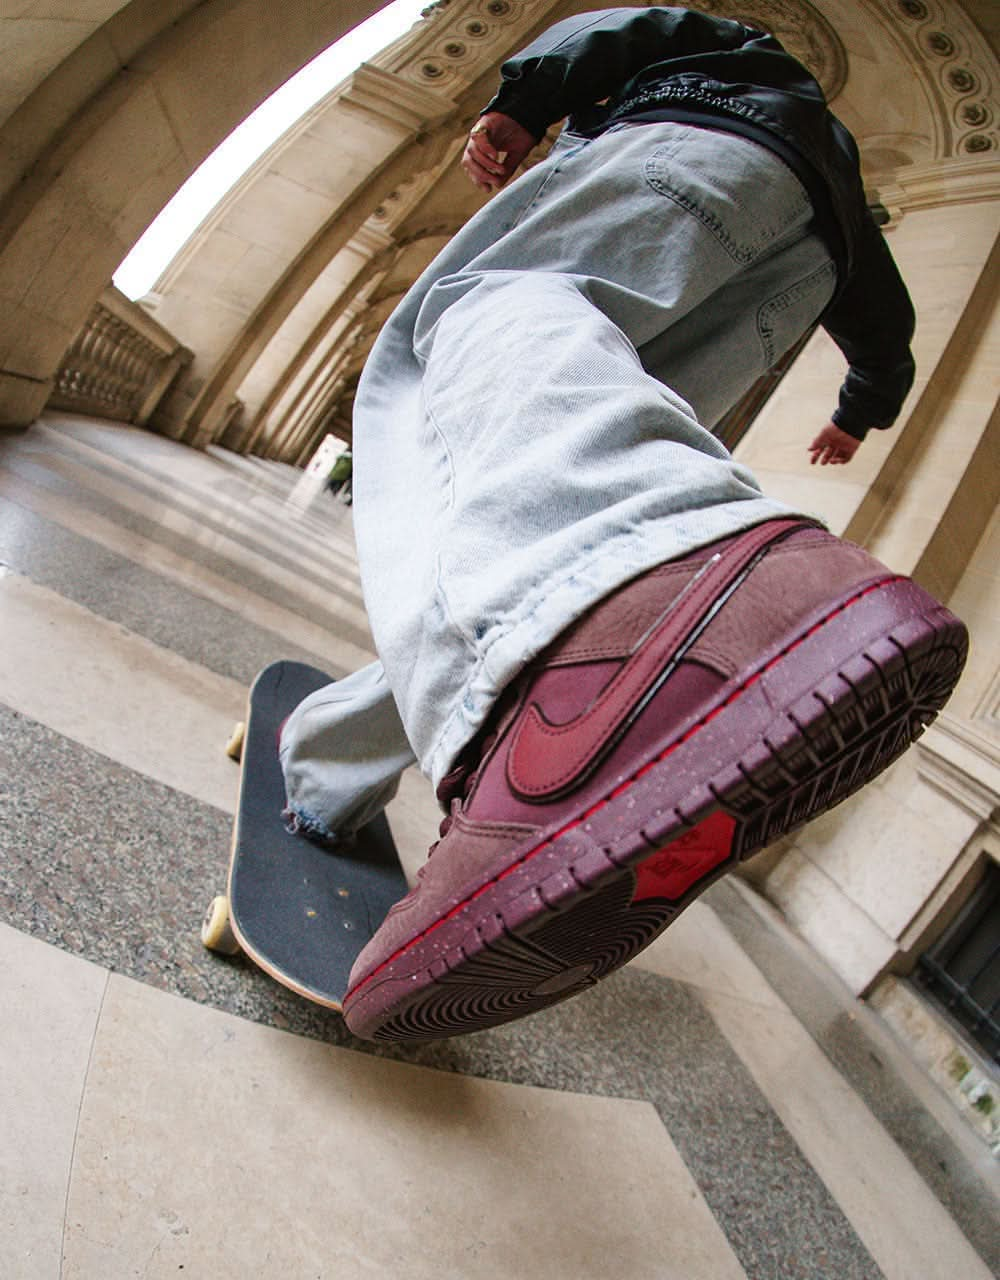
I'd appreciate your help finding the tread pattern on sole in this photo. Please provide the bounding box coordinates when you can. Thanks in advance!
[352,601,967,1043]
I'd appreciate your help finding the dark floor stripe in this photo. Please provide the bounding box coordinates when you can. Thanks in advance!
[0,502,356,684]
[0,463,373,655]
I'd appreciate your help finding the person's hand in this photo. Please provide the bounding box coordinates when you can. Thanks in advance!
[461,112,536,192]
[808,422,861,465]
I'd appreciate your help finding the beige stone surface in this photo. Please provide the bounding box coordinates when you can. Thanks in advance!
[12,444,367,626]
[820,0,937,168]
[0,570,246,813]
[871,976,1000,1148]
[865,211,999,575]
[145,1,559,440]
[948,506,1000,720]
[762,845,898,994]
[758,722,993,991]
[127,0,390,167]
[0,370,55,428]
[703,984,996,1280]
[738,189,998,996]
[235,243,374,423]
[0,924,107,1280]
[633,898,785,1010]
[761,383,998,994]
[63,973,747,1280]
[892,203,998,356]
[789,756,981,941]
[0,0,394,426]
[149,63,454,390]
[0,4,130,126]
[0,449,374,675]
[0,189,132,381]
[0,17,119,197]
[740,200,998,550]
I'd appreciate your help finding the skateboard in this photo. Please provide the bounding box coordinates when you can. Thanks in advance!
[201,661,408,1010]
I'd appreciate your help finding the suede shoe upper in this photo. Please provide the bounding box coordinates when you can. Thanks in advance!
[346,521,893,992]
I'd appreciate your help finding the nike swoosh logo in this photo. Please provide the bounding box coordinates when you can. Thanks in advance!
[506,519,811,801]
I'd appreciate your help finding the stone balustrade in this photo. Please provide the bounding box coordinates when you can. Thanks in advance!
[48,287,192,427]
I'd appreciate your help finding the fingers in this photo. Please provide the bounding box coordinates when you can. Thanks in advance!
[462,129,509,190]
[809,441,841,465]
[808,424,860,466]
[461,113,535,190]
[461,152,496,191]
[462,153,506,191]
[808,442,852,465]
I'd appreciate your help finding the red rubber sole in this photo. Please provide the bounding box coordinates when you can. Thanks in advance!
[343,579,967,1042]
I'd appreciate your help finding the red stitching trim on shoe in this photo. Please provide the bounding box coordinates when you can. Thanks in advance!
[346,576,903,1001]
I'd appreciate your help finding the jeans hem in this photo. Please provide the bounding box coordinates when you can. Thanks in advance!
[282,806,350,846]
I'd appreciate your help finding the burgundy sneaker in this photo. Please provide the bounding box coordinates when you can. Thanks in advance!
[343,518,967,1042]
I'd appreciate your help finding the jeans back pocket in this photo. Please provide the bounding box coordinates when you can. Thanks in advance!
[644,126,813,265]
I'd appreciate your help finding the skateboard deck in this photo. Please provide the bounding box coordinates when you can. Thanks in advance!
[202,661,408,1011]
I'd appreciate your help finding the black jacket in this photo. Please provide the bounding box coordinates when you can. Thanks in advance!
[483,6,915,439]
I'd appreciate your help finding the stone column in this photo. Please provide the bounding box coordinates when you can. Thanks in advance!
[146,64,455,450]
[239,231,399,458]
[741,164,1000,996]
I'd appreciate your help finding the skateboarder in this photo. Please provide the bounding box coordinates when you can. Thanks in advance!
[326,448,353,499]
[278,8,966,1041]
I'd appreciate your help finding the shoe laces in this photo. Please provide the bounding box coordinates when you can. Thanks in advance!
[431,730,499,848]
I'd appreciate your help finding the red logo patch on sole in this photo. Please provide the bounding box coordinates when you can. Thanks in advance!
[633,811,736,903]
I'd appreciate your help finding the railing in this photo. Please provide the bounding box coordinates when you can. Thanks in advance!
[48,286,192,426]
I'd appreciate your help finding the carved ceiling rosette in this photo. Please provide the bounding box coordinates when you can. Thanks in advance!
[889,0,998,157]
[393,0,530,92]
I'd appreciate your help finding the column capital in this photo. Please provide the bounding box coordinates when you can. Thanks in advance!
[340,63,454,132]
[916,715,1000,824]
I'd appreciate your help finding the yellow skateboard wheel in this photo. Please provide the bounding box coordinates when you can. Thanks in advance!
[225,721,246,761]
[201,895,241,955]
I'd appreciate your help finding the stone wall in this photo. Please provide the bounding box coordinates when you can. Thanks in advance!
[737,181,1000,997]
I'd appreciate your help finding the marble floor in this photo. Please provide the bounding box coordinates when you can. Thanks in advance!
[1,414,997,1279]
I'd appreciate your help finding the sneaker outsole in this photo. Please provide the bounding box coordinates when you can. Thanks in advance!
[343,579,967,1042]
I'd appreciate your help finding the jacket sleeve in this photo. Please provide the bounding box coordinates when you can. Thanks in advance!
[481,6,748,139]
[822,215,916,440]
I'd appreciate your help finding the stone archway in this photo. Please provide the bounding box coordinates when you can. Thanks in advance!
[0,0,390,428]
[216,0,998,464]
[4,0,997,440]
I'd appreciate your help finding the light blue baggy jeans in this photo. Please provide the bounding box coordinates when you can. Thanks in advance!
[280,122,838,841]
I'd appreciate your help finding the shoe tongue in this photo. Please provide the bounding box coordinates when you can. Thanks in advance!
[435,762,468,810]
[436,681,527,811]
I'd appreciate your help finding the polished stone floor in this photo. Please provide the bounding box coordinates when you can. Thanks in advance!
[1,415,997,1279]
